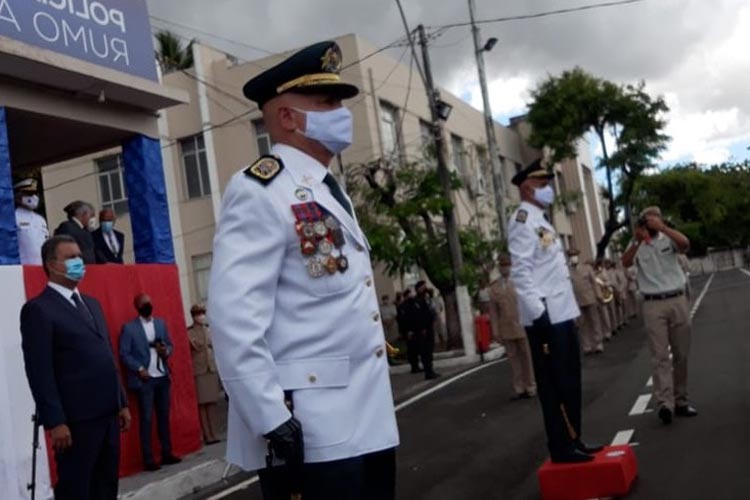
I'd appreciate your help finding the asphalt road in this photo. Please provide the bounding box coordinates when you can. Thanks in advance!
[186,270,750,500]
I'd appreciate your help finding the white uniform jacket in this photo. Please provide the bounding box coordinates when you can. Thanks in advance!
[208,144,399,471]
[15,207,48,265]
[508,201,580,327]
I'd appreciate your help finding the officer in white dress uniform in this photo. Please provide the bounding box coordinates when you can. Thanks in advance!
[208,41,399,500]
[508,159,602,463]
[14,178,48,264]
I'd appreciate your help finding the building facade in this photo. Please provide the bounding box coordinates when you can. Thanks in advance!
[41,34,605,310]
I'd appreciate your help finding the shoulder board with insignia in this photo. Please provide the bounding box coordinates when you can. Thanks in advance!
[244,155,284,185]
[515,209,528,223]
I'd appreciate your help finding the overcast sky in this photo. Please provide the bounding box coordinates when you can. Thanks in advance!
[147,0,750,167]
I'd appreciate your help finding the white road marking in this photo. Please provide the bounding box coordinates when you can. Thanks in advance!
[395,359,505,412]
[740,268,750,278]
[611,429,635,446]
[207,359,506,498]
[646,377,653,387]
[690,272,715,319]
[629,394,652,416]
[206,476,260,499]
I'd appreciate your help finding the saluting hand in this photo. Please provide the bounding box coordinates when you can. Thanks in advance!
[50,424,72,453]
[645,214,665,232]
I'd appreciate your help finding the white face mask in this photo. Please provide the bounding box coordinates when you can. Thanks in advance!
[21,195,39,210]
[87,217,97,231]
[295,106,353,154]
[533,185,555,207]
[570,256,579,265]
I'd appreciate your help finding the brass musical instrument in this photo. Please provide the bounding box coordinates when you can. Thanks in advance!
[595,277,614,304]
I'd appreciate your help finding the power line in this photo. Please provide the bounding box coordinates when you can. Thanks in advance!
[150,15,275,56]
[430,0,645,30]
[394,0,427,89]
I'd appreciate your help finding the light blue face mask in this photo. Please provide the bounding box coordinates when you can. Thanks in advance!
[101,221,114,233]
[63,257,86,282]
[294,106,353,154]
[534,185,556,207]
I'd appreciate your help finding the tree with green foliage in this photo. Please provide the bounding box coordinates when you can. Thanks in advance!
[347,159,501,348]
[632,161,750,255]
[527,67,669,258]
[155,30,194,73]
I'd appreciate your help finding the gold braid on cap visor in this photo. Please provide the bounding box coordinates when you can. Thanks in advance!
[276,73,342,94]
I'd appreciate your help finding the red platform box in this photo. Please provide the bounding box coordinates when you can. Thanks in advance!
[538,445,638,500]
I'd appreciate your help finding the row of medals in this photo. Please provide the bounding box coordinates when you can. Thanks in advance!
[296,215,349,278]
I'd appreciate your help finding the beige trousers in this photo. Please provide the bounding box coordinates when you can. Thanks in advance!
[642,295,692,410]
[578,305,604,352]
[503,337,537,395]
[598,303,612,338]
[626,290,638,318]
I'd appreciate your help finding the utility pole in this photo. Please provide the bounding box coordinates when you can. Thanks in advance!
[417,24,464,278]
[417,24,476,357]
[468,0,508,240]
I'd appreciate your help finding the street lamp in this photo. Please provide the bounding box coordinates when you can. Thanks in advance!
[482,37,498,53]
[436,99,453,121]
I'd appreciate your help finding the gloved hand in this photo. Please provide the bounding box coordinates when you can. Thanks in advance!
[533,309,552,354]
[263,417,304,466]
[533,309,551,330]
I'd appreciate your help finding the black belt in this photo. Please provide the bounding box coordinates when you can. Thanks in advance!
[643,290,684,301]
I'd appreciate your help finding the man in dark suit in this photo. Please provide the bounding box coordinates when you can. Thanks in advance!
[92,208,125,264]
[119,293,182,470]
[412,281,439,380]
[54,200,96,264]
[20,235,131,500]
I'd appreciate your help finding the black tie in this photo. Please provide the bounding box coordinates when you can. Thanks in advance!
[71,293,95,327]
[323,173,353,217]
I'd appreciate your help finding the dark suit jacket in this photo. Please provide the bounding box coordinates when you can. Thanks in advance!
[119,317,174,389]
[92,228,125,264]
[20,287,127,429]
[54,219,96,264]
[399,296,435,336]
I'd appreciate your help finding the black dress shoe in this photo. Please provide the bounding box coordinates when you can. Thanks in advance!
[425,372,441,380]
[658,406,673,424]
[144,462,161,472]
[410,367,423,374]
[551,450,595,464]
[574,440,604,454]
[675,405,698,417]
[511,392,532,401]
[162,455,182,465]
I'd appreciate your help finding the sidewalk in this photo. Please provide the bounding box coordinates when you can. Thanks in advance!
[118,345,505,500]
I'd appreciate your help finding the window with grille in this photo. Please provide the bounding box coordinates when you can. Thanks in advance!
[254,120,272,156]
[192,253,213,302]
[180,135,211,200]
[379,101,402,159]
[96,154,129,215]
[450,134,466,175]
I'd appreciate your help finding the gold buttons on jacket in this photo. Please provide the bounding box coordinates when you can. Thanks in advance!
[366,278,373,287]
[308,374,317,384]
[375,348,384,358]
[372,313,380,322]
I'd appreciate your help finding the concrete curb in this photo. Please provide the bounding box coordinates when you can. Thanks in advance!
[118,459,239,500]
[389,345,506,374]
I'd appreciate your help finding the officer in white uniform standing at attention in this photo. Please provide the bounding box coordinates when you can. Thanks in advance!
[208,41,399,500]
[14,178,49,264]
[508,159,602,463]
